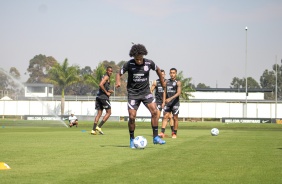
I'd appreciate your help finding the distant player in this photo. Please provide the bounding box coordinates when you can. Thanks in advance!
[160,68,181,138]
[69,113,78,127]
[91,66,114,135]
[116,44,166,148]
[150,69,174,136]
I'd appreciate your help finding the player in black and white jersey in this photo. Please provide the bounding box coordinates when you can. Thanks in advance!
[91,66,114,135]
[151,69,174,136]
[116,44,166,148]
[161,68,182,138]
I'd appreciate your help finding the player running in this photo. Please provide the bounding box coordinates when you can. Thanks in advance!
[91,66,114,135]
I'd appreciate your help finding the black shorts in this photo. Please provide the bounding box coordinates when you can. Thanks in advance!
[127,93,155,110]
[164,104,180,115]
[156,102,163,111]
[95,97,111,110]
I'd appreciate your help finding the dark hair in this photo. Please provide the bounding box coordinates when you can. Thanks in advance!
[106,66,112,70]
[170,68,177,73]
[129,44,148,57]
[160,69,165,73]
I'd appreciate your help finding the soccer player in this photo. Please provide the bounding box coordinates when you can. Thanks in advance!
[159,68,182,138]
[150,70,174,135]
[91,66,114,135]
[116,44,166,148]
[69,113,78,127]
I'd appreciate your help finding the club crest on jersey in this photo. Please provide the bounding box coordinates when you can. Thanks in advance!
[144,65,148,71]
[173,82,176,86]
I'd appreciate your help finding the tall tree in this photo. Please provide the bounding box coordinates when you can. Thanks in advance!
[48,58,80,115]
[176,71,194,100]
[260,68,276,100]
[26,54,57,83]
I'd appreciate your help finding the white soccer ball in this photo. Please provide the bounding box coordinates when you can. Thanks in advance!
[211,128,219,136]
[133,136,148,149]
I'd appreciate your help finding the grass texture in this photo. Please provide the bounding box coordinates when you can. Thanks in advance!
[0,120,281,184]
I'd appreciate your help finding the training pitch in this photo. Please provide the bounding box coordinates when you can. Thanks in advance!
[0,120,281,184]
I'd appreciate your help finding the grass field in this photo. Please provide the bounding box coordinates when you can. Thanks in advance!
[0,120,282,184]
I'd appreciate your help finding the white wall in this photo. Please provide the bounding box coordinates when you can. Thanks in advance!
[0,100,281,118]
[190,92,264,100]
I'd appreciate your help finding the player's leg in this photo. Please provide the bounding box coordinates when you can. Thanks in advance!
[147,101,166,145]
[127,98,140,148]
[159,112,170,137]
[169,113,174,135]
[98,99,111,129]
[128,108,137,148]
[74,120,78,127]
[171,106,180,138]
[172,114,178,138]
[91,109,103,135]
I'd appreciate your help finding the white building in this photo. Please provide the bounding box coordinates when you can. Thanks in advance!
[25,83,54,98]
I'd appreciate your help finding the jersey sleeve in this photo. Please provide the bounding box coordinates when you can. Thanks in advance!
[120,61,129,74]
[150,60,157,71]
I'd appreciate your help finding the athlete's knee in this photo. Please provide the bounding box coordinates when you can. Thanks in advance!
[150,108,158,117]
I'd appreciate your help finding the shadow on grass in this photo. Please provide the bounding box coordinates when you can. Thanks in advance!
[100,145,151,149]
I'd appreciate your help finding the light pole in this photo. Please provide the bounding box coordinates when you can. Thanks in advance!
[275,56,277,119]
[245,26,248,118]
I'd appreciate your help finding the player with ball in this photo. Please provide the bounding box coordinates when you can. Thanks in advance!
[116,44,166,149]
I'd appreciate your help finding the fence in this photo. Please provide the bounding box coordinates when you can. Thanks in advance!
[0,100,281,120]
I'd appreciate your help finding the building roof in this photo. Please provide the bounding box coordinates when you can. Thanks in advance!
[24,83,54,87]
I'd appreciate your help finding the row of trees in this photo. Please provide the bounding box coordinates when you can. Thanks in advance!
[0,54,194,114]
[1,54,280,102]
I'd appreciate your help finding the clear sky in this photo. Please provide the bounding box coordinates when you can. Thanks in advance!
[1,0,282,87]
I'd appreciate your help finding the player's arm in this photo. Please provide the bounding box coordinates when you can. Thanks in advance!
[162,81,167,108]
[156,67,165,88]
[116,63,128,88]
[150,80,157,93]
[115,72,122,88]
[166,81,182,103]
[99,75,111,96]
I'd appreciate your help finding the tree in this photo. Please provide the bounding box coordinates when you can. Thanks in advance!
[196,83,210,88]
[230,77,243,88]
[83,62,106,90]
[176,71,194,100]
[65,66,94,95]
[260,69,276,100]
[26,54,57,83]
[0,67,22,99]
[48,58,80,115]
[230,77,260,89]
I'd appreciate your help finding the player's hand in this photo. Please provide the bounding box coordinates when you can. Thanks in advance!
[165,98,171,104]
[115,82,121,88]
[106,92,111,96]
[108,90,114,93]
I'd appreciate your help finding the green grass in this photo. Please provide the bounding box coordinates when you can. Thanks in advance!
[0,120,282,184]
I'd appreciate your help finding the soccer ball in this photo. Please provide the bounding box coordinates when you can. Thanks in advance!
[133,136,148,149]
[211,128,219,136]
